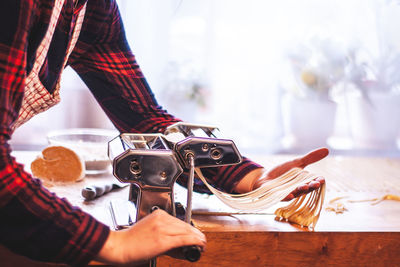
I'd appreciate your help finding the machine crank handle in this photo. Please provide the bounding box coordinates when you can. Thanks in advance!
[180,154,202,262]
[150,206,202,262]
[182,245,201,262]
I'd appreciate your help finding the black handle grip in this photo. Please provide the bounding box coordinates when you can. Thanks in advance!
[182,245,201,262]
[150,205,201,262]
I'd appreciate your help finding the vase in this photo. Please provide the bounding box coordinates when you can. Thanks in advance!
[281,94,337,151]
[346,91,400,150]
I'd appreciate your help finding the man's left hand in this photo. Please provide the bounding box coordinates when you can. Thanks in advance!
[235,148,328,201]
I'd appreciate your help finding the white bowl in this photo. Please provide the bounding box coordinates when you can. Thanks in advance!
[47,128,119,175]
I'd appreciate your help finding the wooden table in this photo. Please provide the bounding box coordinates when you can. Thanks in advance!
[2,151,400,267]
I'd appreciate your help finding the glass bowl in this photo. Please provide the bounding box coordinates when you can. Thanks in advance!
[47,128,119,175]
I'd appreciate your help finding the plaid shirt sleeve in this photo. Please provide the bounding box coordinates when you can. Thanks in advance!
[0,1,109,266]
[68,0,263,195]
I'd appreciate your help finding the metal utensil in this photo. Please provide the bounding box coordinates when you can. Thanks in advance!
[81,181,128,201]
[108,199,134,230]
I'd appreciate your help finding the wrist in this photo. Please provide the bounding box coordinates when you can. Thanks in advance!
[234,167,265,193]
[95,230,121,265]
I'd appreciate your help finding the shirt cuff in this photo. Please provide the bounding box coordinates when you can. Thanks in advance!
[57,214,110,266]
[226,161,264,194]
[200,157,263,194]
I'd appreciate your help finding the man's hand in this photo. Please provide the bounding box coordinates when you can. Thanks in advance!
[235,148,328,201]
[96,209,206,265]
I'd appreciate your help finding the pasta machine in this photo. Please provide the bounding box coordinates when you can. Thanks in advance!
[108,122,242,263]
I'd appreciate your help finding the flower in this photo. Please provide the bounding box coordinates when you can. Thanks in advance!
[285,37,348,100]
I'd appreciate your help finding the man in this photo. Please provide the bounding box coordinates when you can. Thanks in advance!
[0,0,326,265]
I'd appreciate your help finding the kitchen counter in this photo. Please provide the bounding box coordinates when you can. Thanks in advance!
[2,151,400,266]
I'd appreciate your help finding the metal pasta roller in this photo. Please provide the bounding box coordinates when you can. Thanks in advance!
[108,133,183,221]
[108,123,243,264]
[164,122,242,168]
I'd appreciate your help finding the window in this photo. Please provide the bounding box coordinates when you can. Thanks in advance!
[11,0,400,157]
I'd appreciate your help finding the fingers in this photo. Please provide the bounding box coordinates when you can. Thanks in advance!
[151,210,204,237]
[266,147,329,180]
[281,176,325,201]
[301,147,329,168]
[282,193,295,202]
[285,184,309,201]
[167,232,207,252]
[315,176,325,185]
[151,210,207,256]
[145,209,206,250]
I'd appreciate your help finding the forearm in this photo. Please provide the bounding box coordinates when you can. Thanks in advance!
[234,167,265,193]
[175,157,263,194]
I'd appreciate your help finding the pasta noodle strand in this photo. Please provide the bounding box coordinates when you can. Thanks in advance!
[195,167,326,229]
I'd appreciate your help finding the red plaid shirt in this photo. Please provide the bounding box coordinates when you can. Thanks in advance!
[0,0,262,265]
